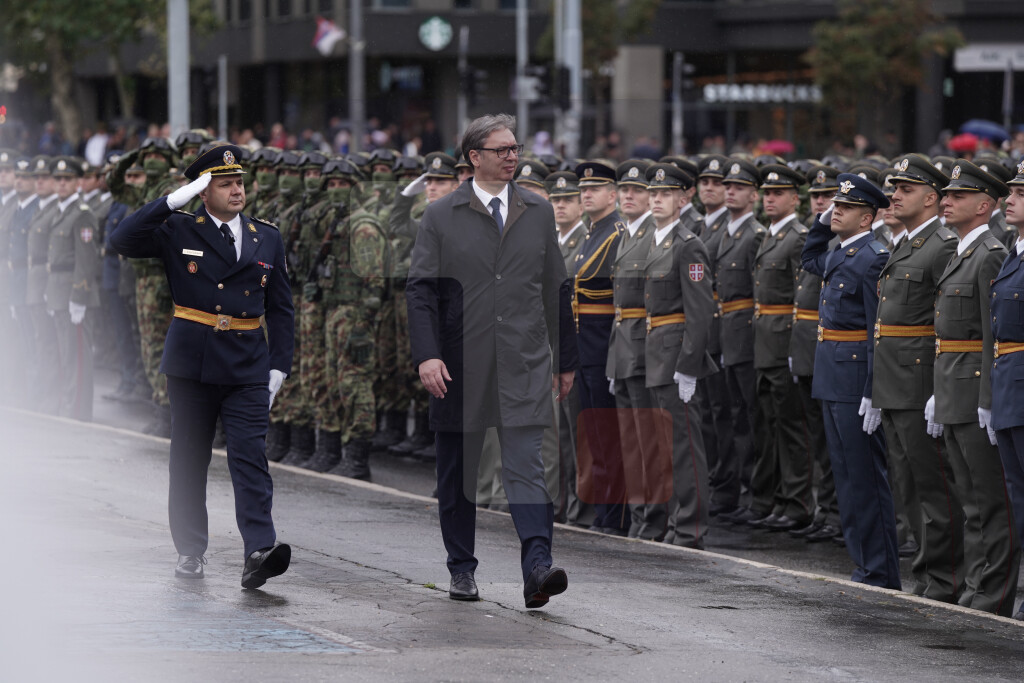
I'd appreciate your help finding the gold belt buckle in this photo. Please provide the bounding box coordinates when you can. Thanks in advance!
[994,340,1000,358]
[874,322,881,339]
[817,325,824,343]
[754,302,761,319]
[216,314,231,331]
[614,307,623,323]
[645,315,652,334]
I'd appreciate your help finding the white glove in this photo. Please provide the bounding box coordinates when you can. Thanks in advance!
[69,301,86,325]
[978,407,997,446]
[268,369,285,409]
[819,204,834,226]
[608,377,615,395]
[924,394,943,438]
[674,372,697,403]
[859,396,881,434]
[401,172,429,197]
[166,172,212,210]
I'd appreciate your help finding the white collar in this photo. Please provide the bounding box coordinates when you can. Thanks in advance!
[906,217,936,242]
[769,213,796,236]
[871,218,885,230]
[840,231,870,249]
[1017,236,1024,256]
[208,211,241,233]
[471,179,508,212]
[654,219,680,246]
[57,192,80,213]
[81,188,99,202]
[705,205,728,225]
[992,208,1003,218]
[957,224,988,255]
[100,191,112,202]
[558,221,584,245]
[18,193,38,209]
[727,211,753,236]
[626,211,651,237]
[37,194,57,209]
[1,189,16,205]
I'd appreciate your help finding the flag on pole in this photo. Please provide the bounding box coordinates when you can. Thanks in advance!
[313,16,345,57]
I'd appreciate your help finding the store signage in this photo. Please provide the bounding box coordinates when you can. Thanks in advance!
[954,44,1024,72]
[419,16,453,52]
[703,83,822,104]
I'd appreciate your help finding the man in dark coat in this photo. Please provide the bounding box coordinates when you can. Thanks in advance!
[110,143,295,590]
[406,114,578,609]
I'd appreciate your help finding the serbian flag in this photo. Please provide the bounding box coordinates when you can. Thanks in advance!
[313,17,345,57]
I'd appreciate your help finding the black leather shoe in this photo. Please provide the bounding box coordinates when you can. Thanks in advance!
[720,507,761,525]
[898,539,920,558]
[524,565,568,609]
[747,512,780,528]
[763,515,810,532]
[449,571,480,601]
[1014,608,1024,621]
[241,543,291,589]
[805,523,840,543]
[175,554,206,579]
[789,518,825,538]
[709,503,739,518]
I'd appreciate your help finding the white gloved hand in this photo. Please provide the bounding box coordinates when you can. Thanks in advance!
[401,172,429,197]
[924,394,943,438]
[166,172,212,210]
[69,301,86,325]
[608,377,615,395]
[819,204,834,226]
[268,369,286,409]
[674,372,697,403]
[859,396,881,434]
[978,407,997,446]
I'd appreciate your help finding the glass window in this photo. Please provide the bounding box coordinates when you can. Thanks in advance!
[239,0,252,21]
[279,0,292,17]
[319,0,333,14]
[454,0,473,8]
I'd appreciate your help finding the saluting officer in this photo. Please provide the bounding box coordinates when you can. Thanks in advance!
[749,164,813,531]
[573,160,627,534]
[875,153,963,602]
[642,163,717,549]
[990,159,1024,621]
[715,159,768,526]
[931,160,1019,617]
[801,173,900,589]
[607,159,665,539]
[110,143,295,589]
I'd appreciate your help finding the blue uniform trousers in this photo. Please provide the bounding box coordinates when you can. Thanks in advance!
[995,427,1024,550]
[166,375,277,559]
[822,399,901,589]
[436,427,553,582]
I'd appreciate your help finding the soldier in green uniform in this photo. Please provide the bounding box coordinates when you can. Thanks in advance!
[25,156,61,413]
[789,165,841,542]
[875,153,963,602]
[175,129,213,169]
[250,147,282,220]
[929,160,1019,616]
[606,159,663,538]
[276,151,329,465]
[47,157,101,421]
[514,159,550,200]
[749,164,813,531]
[642,163,717,549]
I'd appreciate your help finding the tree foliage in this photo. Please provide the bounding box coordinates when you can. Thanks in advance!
[536,0,662,72]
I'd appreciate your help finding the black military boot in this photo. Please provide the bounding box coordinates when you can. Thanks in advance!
[331,438,372,481]
[371,409,408,451]
[279,425,315,467]
[266,422,291,462]
[306,430,342,472]
[388,412,432,455]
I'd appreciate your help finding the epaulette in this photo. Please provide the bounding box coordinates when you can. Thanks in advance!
[988,241,1005,251]
[614,220,626,234]
[252,215,278,230]
[754,225,767,234]
[684,233,694,240]
[795,224,808,234]
[938,228,957,241]
[173,209,194,217]
[870,242,889,255]
[79,203,90,212]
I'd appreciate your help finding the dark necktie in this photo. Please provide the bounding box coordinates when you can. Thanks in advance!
[489,197,504,236]
[219,223,236,262]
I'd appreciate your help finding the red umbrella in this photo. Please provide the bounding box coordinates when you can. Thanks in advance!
[760,139,795,156]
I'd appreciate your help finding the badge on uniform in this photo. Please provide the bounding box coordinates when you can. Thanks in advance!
[80,227,93,243]
[257,261,274,270]
[187,261,198,274]
[196,216,206,224]
[248,223,257,233]
[689,264,704,282]
[260,274,268,287]
[183,248,204,256]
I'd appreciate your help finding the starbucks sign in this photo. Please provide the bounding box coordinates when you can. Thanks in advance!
[419,16,453,52]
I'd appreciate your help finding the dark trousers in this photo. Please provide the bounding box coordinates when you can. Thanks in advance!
[614,376,670,540]
[166,375,276,559]
[436,427,553,582]
[576,364,626,530]
[822,400,901,589]
[881,408,964,601]
[28,304,59,414]
[723,361,756,500]
[752,365,814,521]
[556,384,594,527]
[795,375,837,519]
[699,369,739,510]
[946,422,1020,616]
[52,310,94,421]
[101,287,141,390]
[995,426,1024,550]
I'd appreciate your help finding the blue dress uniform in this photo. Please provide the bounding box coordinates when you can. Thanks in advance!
[573,161,626,533]
[801,174,901,589]
[110,145,295,566]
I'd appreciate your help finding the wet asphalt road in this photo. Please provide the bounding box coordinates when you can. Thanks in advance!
[4,404,1024,683]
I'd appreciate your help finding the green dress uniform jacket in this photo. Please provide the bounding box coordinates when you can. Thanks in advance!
[753,218,807,369]
[789,262,823,377]
[715,215,766,366]
[25,196,60,306]
[873,218,958,410]
[606,215,655,380]
[44,198,100,310]
[698,209,730,358]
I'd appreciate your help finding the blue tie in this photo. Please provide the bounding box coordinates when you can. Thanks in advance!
[489,197,504,236]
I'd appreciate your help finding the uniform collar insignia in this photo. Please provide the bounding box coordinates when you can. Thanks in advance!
[912,237,924,247]
[196,216,206,224]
